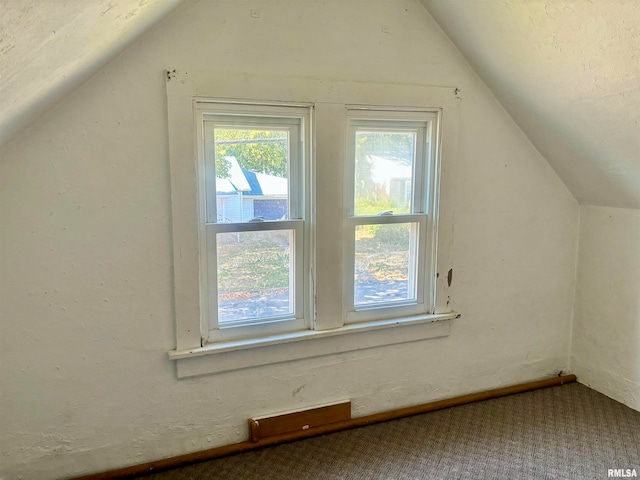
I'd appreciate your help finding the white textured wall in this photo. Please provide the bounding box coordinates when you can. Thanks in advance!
[571,206,640,411]
[0,1,578,478]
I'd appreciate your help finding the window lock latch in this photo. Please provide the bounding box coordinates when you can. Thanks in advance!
[377,210,393,216]
[248,216,265,222]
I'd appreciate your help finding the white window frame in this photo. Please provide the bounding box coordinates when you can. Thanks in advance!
[166,71,460,378]
[344,109,440,323]
[196,103,312,343]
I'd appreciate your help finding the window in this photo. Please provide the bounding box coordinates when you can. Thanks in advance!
[166,72,459,377]
[195,104,311,343]
[344,109,439,323]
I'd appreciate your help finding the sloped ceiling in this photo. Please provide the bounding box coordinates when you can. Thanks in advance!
[0,0,182,145]
[422,0,640,208]
[2,0,638,209]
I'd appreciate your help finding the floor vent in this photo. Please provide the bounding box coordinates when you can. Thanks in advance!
[249,400,351,442]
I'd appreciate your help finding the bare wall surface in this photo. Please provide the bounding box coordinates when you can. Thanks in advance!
[571,206,640,411]
[422,0,640,208]
[0,1,578,478]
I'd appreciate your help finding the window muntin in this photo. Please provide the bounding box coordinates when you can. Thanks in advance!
[197,104,311,342]
[345,110,439,323]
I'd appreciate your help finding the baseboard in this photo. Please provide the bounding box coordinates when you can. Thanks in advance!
[73,374,576,480]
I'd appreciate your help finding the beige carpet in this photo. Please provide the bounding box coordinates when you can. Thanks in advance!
[134,383,640,479]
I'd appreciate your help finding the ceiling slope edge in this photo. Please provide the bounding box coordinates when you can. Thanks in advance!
[0,0,184,148]
[421,0,640,209]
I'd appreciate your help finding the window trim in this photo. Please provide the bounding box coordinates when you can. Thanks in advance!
[169,312,459,378]
[165,71,460,377]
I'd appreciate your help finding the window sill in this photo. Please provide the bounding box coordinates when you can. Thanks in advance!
[168,312,459,378]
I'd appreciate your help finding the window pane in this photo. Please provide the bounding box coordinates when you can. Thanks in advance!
[214,128,289,223]
[354,131,415,216]
[354,223,417,306]
[216,230,294,325]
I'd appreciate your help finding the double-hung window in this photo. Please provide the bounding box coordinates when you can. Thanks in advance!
[196,103,312,343]
[166,71,459,377]
[344,109,439,323]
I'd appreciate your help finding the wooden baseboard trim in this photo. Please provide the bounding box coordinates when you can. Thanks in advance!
[73,374,576,480]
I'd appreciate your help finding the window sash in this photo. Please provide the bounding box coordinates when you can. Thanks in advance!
[347,111,436,206]
[203,116,303,224]
[344,215,428,322]
[205,220,306,342]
